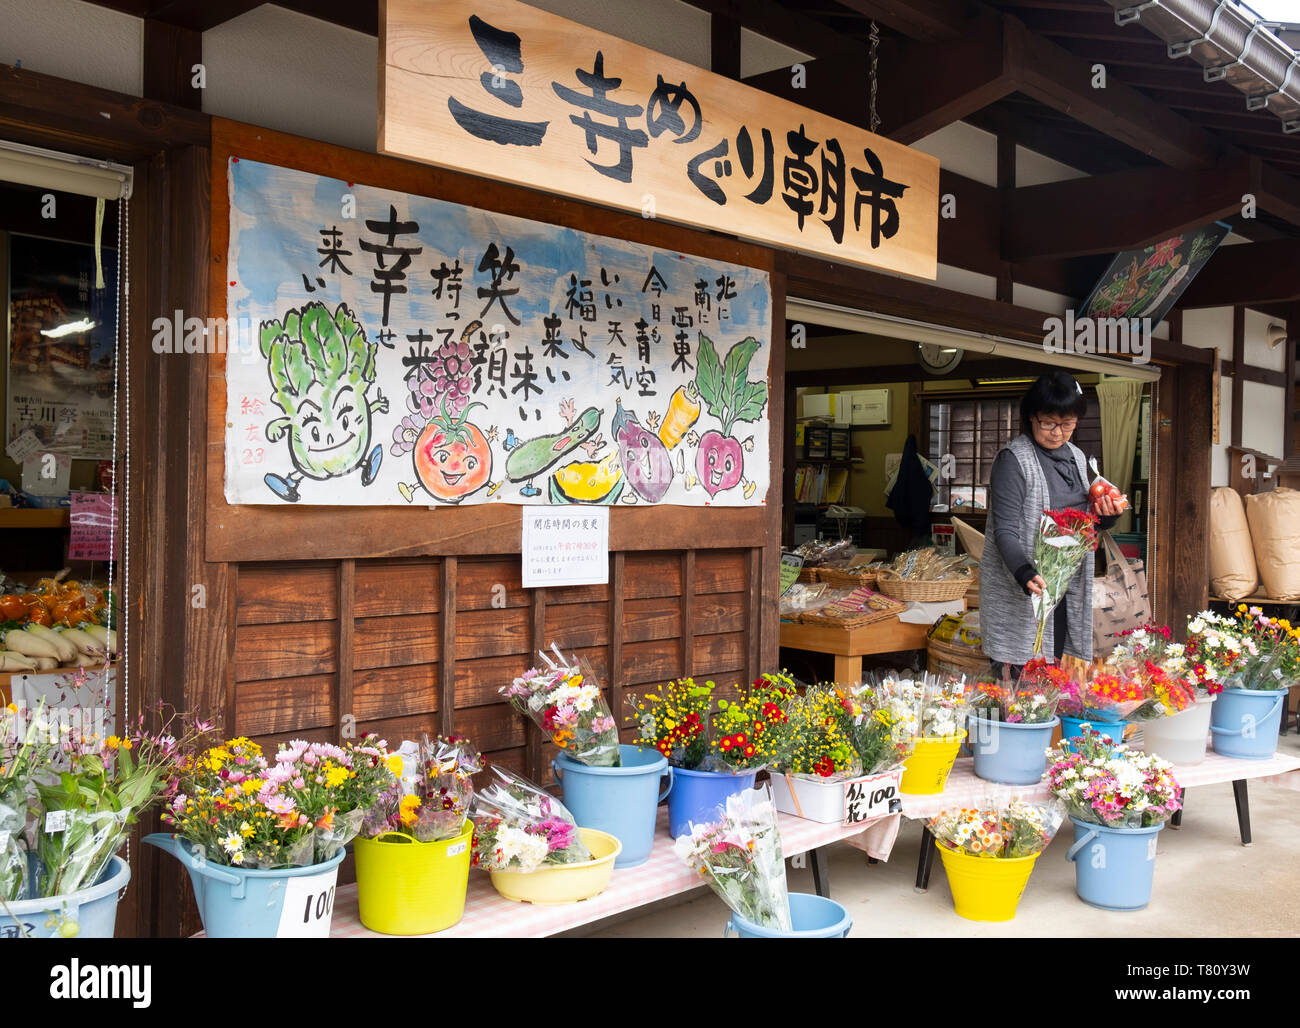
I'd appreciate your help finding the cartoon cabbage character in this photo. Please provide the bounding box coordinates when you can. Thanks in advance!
[259,301,388,502]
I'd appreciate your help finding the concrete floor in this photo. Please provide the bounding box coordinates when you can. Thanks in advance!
[571,731,1300,938]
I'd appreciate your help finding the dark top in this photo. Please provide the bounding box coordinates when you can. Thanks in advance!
[989,438,1119,593]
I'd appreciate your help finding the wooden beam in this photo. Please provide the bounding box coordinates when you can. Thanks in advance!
[786,357,1059,387]
[997,118,1015,303]
[1004,157,1253,261]
[86,0,264,31]
[1178,239,1300,309]
[1258,163,1300,228]
[0,62,209,162]
[964,106,1154,178]
[1287,302,1298,458]
[876,12,1018,143]
[683,0,858,61]
[834,0,966,41]
[710,9,741,79]
[1006,15,1224,171]
[142,19,202,110]
[1232,305,1245,448]
[1219,360,1288,388]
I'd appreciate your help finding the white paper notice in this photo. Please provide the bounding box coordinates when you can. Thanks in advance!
[21,453,72,497]
[275,868,339,938]
[521,505,609,588]
[5,429,41,463]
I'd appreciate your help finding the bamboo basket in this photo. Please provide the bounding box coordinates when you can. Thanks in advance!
[874,569,973,603]
[815,566,879,590]
[926,635,991,680]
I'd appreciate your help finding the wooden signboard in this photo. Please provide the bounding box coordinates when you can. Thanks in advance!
[379,0,939,280]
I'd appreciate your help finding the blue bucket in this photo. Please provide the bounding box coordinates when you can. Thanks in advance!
[1060,715,1128,749]
[667,766,757,838]
[553,744,673,868]
[726,892,853,938]
[969,715,1059,785]
[1210,687,1287,760]
[1065,816,1164,911]
[0,854,129,938]
[145,834,346,938]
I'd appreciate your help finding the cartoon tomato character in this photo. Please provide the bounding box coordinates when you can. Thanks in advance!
[414,399,492,502]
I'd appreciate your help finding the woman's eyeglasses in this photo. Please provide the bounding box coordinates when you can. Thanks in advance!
[1034,417,1077,435]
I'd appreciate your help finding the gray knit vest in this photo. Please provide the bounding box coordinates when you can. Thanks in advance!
[979,434,1095,664]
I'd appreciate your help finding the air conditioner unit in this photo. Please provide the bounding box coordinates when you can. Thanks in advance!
[848,389,891,426]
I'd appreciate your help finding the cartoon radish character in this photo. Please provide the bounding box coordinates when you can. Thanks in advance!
[409,397,493,503]
[611,398,672,503]
[689,333,767,500]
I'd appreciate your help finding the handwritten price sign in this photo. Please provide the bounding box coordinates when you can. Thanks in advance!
[68,492,119,561]
[843,768,904,824]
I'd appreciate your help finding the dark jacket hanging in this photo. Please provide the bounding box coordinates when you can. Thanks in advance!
[886,433,934,540]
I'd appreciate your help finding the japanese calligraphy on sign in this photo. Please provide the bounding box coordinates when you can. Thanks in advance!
[224,158,772,507]
[379,0,939,280]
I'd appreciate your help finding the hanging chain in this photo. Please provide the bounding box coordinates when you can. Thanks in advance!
[868,20,881,134]
[113,195,131,899]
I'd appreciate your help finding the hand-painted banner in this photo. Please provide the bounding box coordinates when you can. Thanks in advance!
[224,158,771,507]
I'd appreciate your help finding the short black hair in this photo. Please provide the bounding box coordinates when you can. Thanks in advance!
[1020,371,1089,436]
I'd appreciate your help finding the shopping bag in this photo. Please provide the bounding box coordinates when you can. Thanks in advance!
[1092,531,1151,658]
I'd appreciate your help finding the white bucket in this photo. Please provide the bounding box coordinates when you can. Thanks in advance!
[1140,695,1215,765]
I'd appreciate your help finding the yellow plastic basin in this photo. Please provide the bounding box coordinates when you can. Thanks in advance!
[354,819,473,935]
[936,843,1040,922]
[900,733,966,795]
[488,828,622,905]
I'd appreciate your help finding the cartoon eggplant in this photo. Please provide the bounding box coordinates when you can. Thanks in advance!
[611,398,672,503]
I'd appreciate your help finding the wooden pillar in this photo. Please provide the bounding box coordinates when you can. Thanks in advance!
[1231,305,1245,448]
[1287,302,1299,458]
[711,13,742,79]
[996,125,1015,304]
[143,20,203,111]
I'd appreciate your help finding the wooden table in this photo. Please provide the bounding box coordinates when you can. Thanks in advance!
[780,613,948,683]
[324,806,898,938]
[903,751,1300,892]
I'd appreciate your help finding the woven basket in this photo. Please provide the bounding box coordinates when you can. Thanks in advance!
[816,566,879,590]
[926,635,991,679]
[796,566,820,584]
[875,569,973,603]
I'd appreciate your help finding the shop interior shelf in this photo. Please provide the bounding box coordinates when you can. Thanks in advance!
[0,508,69,528]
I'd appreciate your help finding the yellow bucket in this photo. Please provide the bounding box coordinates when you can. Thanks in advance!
[936,843,1040,922]
[899,733,965,795]
[489,828,622,905]
[353,819,473,935]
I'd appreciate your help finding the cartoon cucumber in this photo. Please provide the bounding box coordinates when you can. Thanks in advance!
[505,399,604,497]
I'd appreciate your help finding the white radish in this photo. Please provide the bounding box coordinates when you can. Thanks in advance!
[34,657,59,670]
[57,627,104,657]
[0,651,37,671]
[25,624,77,663]
[3,630,60,660]
[82,624,117,655]
[71,653,99,668]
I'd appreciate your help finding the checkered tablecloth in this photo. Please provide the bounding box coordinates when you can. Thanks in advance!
[327,806,899,938]
[898,751,1300,821]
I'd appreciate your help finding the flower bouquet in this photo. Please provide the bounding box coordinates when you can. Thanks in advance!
[929,798,1066,859]
[843,681,922,774]
[1231,605,1299,690]
[362,734,481,842]
[1182,610,1249,694]
[1055,668,1145,734]
[0,700,56,901]
[1108,659,1199,722]
[162,735,399,868]
[31,705,211,900]
[469,764,590,871]
[1030,508,1100,656]
[1045,731,1181,828]
[673,785,792,931]
[502,645,619,766]
[866,670,970,739]
[629,674,793,772]
[764,684,861,781]
[969,674,1061,724]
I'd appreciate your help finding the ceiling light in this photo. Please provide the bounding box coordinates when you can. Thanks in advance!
[40,318,97,338]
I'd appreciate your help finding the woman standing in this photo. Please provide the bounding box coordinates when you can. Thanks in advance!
[979,372,1125,678]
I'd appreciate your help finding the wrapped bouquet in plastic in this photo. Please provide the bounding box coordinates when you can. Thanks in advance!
[1046,731,1181,828]
[1030,508,1100,657]
[362,734,482,842]
[971,664,1062,724]
[469,765,590,871]
[929,797,1066,858]
[501,645,619,767]
[843,680,922,773]
[673,784,792,931]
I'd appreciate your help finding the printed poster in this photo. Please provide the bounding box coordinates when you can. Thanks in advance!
[224,159,772,507]
[6,234,117,459]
